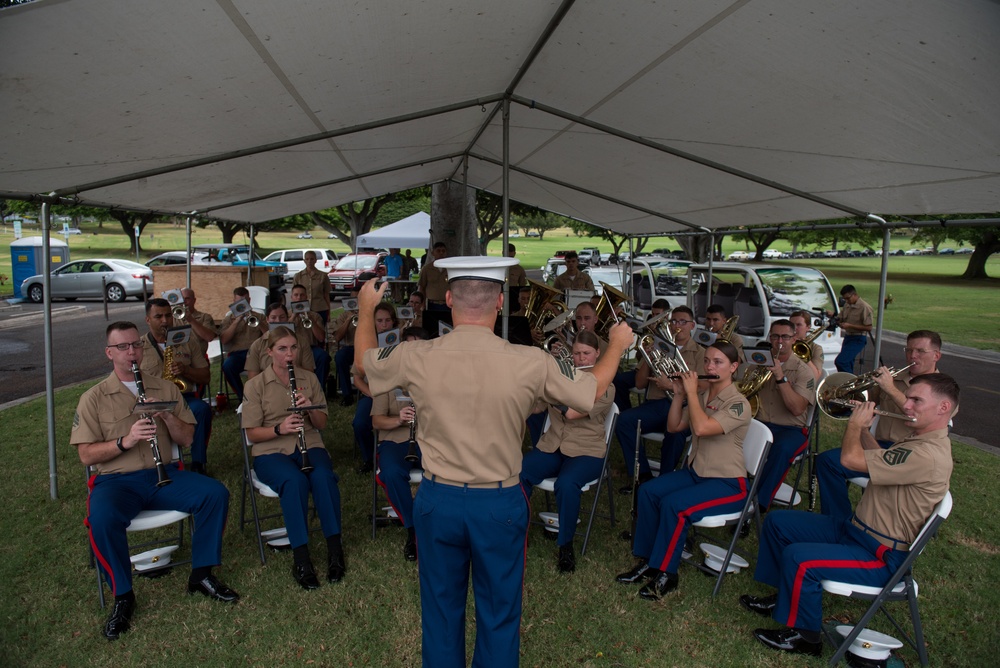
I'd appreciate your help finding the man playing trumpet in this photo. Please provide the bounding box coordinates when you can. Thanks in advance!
[220,286,268,403]
[72,321,238,640]
[290,282,331,387]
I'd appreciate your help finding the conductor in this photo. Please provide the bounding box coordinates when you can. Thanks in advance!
[354,257,632,668]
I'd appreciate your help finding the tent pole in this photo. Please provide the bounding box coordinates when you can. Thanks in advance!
[185,215,193,289]
[42,200,58,500]
[871,216,891,371]
[706,232,715,314]
[501,98,511,340]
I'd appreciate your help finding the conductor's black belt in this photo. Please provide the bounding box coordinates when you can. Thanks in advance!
[424,473,521,489]
[851,514,910,552]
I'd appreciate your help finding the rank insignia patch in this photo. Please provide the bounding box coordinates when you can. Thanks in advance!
[730,403,744,417]
[377,344,398,360]
[882,448,911,466]
[556,358,576,380]
[73,411,80,428]
[806,378,815,390]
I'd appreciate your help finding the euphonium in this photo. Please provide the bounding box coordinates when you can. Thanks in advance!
[815,364,914,421]
[717,315,740,343]
[130,362,171,487]
[286,362,315,473]
[162,345,191,393]
[792,325,825,363]
[543,334,573,364]
[524,279,567,338]
[637,334,686,378]
[593,281,631,340]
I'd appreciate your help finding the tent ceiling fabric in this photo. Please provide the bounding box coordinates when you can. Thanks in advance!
[1,0,997,234]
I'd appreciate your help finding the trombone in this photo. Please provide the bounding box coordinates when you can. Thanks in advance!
[792,324,825,362]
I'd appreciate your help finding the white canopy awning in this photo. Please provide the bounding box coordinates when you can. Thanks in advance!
[356,212,431,250]
[1,0,998,234]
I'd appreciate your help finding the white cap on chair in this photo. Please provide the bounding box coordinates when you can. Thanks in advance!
[435,256,518,284]
[835,626,903,667]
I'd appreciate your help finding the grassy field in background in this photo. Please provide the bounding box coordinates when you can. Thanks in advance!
[2,223,998,350]
[1,366,998,667]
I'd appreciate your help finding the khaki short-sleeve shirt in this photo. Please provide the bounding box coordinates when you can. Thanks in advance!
[174,310,217,359]
[418,260,449,302]
[688,383,751,479]
[138,333,207,382]
[809,342,824,373]
[508,263,527,288]
[840,298,873,329]
[332,310,356,346]
[754,354,816,427]
[294,267,332,312]
[553,271,595,293]
[70,372,196,474]
[220,310,266,352]
[536,384,614,458]
[372,390,411,443]
[241,365,327,457]
[364,325,598,483]
[856,428,952,544]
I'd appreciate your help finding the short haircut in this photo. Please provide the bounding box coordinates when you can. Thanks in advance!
[291,283,307,293]
[651,298,671,311]
[106,321,138,340]
[710,340,740,364]
[409,290,425,302]
[374,302,398,326]
[146,297,170,314]
[303,250,317,259]
[402,326,430,341]
[234,286,250,299]
[265,302,288,317]
[574,329,601,351]
[908,329,942,349]
[671,305,694,318]
[840,284,857,296]
[575,301,597,316]
[508,243,516,253]
[910,373,960,408]
[789,309,812,323]
[706,304,727,316]
[563,251,579,260]
[433,242,447,250]
[770,318,795,332]
[450,279,500,311]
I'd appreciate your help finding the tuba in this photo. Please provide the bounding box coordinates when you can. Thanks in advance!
[162,344,191,393]
[792,325,825,363]
[524,279,567,339]
[815,364,914,420]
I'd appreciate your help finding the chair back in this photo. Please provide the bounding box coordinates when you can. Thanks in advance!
[604,404,620,446]
[742,419,773,477]
[911,490,953,554]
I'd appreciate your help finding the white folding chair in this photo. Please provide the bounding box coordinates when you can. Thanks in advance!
[822,491,953,667]
[683,419,773,596]
[88,443,191,608]
[532,404,619,555]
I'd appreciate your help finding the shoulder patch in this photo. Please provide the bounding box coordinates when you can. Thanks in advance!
[556,357,576,380]
[377,344,398,361]
[729,402,744,417]
[806,377,815,390]
[882,447,912,466]
[72,410,80,429]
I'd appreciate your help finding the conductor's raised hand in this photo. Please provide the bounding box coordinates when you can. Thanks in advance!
[358,277,388,313]
[607,321,634,352]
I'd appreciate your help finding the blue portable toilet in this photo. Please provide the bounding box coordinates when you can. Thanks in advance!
[10,236,70,299]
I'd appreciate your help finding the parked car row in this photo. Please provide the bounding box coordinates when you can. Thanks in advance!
[21,258,154,303]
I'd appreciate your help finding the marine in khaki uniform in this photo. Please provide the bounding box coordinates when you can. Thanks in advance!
[416,242,450,307]
[616,306,707,484]
[817,330,943,522]
[332,295,359,405]
[245,304,315,380]
[751,319,816,510]
[506,243,527,288]
[353,257,633,668]
[616,341,750,598]
[293,251,332,323]
[520,330,615,573]
[242,328,344,590]
[831,284,873,373]
[142,298,212,473]
[290,283,331,386]
[220,286,268,402]
[743,373,957,657]
[72,321,237,641]
[552,251,595,293]
[173,288,218,360]
[788,310,824,380]
[703,304,745,361]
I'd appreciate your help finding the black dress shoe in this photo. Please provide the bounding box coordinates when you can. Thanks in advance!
[557,544,576,573]
[615,561,653,584]
[187,575,240,603]
[638,571,678,600]
[102,595,135,640]
[189,461,206,475]
[740,593,777,617]
[753,628,822,656]
[357,460,373,475]
[327,550,346,583]
[293,562,321,590]
[403,535,417,562]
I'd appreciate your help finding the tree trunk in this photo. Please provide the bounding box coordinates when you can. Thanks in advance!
[675,234,714,263]
[215,222,242,244]
[961,232,999,279]
[431,182,478,255]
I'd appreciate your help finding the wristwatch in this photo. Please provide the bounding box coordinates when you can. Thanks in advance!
[116,436,126,452]
[274,424,282,436]
[776,376,789,385]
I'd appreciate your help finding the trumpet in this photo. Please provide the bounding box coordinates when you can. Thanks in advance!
[245,313,260,328]
[815,364,914,421]
[171,304,186,320]
[298,312,313,330]
[130,362,171,487]
[824,398,916,422]
[286,362,315,473]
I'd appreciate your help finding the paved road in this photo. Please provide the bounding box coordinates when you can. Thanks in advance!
[1,299,997,452]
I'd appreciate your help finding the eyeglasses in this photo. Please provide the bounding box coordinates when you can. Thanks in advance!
[668,319,694,326]
[769,334,794,341]
[107,341,143,351]
[904,348,937,356]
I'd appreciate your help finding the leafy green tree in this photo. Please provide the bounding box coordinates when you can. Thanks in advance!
[475,191,537,254]
[563,218,640,259]
[911,216,1000,279]
[518,210,565,240]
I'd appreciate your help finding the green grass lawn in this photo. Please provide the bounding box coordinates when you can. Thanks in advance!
[2,372,999,667]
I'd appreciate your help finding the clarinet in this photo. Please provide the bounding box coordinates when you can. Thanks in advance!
[404,402,419,462]
[130,362,171,487]
[620,418,642,541]
[286,362,315,473]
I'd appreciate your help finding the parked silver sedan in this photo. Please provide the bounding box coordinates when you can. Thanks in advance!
[21,258,153,303]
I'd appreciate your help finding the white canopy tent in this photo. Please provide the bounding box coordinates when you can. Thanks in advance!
[2,0,998,499]
[356,212,431,250]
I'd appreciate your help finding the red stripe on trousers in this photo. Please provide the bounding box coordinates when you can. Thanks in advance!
[657,477,748,572]
[786,545,890,628]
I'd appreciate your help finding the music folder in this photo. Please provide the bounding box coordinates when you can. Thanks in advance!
[165,326,192,346]
[746,347,775,367]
